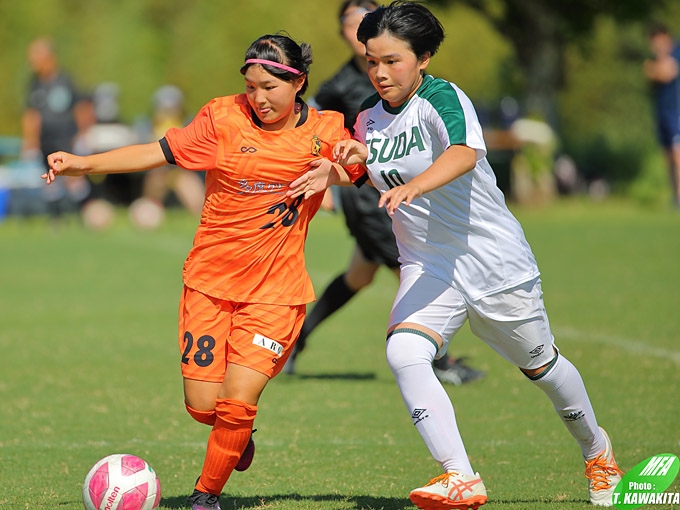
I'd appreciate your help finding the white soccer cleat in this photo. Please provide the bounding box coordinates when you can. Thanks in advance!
[584,427,623,506]
[409,471,488,509]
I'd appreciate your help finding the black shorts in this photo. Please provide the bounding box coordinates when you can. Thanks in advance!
[339,185,400,269]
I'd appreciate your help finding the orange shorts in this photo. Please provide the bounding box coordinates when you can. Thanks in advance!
[178,285,306,382]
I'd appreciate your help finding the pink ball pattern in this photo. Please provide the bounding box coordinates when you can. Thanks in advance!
[87,462,110,509]
[82,454,161,510]
[120,455,146,476]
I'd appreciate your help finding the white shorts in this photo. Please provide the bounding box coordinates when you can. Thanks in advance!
[389,265,555,369]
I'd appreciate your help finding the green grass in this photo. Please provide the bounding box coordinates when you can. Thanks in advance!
[0,199,678,509]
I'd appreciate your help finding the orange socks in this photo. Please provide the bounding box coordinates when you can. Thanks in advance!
[195,398,257,496]
[185,402,217,426]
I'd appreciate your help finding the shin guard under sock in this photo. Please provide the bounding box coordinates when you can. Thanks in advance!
[386,330,474,475]
[527,354,605,458]
[185,402,217,426]
[196,398,257,495]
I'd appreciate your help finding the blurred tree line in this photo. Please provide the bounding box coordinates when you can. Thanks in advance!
[1,0,679,204]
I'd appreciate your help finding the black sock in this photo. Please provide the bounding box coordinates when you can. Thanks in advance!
[432,352,452,369]
[295,273,357,354]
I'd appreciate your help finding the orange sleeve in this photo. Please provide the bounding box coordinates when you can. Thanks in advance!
[164,101,219,170]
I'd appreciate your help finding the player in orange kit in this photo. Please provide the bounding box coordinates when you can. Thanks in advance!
[43,34,362,510]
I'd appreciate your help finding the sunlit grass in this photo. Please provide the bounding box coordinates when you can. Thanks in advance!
[0,198,678,509]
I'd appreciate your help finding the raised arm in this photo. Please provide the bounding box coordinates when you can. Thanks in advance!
[43,142,168,185]
[379,144,476,215]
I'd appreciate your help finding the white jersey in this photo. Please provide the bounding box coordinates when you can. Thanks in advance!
[353,75,539,300]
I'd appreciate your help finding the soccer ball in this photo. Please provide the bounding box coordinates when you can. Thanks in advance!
[82,454,161,510]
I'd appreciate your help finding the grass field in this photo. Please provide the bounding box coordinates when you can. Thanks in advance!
[0,198,678,509]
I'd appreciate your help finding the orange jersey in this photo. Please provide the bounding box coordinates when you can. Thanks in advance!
[163,94,363,305]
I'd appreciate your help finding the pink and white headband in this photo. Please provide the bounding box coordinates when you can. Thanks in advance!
[243,58,302,75]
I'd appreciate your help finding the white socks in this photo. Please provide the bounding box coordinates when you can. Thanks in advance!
[527,353,606,459]
[386,330,474,474]
[386,328,607,472]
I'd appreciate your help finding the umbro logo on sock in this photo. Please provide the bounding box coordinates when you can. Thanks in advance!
[563,410,585,422]
[412,408,429,425]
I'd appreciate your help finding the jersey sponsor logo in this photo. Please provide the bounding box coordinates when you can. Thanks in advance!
[366,126,425,164]
[253,333,284,356]
[366,118,375,132]
[237,179,286,194]
[240,146,258,153]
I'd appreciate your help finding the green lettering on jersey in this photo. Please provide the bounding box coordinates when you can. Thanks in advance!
[406,126,425,155]
[394,132,407,160]
[368,127,424,165]
[367,138,380,165]
[378,138,396,163]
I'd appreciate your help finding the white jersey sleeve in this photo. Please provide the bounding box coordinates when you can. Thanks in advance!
[421,80,487,162]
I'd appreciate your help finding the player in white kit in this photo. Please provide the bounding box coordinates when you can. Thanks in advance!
[290,2,623,508]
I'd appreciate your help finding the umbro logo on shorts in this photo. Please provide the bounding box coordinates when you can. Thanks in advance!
[240,146,257,153]
[529,344,545,358]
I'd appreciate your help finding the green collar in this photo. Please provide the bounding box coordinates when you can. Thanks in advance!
[382,74,432,114]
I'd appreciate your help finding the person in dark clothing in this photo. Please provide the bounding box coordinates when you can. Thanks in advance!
[284,0,485,386]
[22,37,93,218]
[644,22,680,208]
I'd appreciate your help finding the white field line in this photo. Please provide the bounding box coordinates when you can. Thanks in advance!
[554,327,680,365]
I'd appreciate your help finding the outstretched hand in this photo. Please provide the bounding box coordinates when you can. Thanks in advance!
[288,158,339,199]
[378,182,424,215]
[332,139,368,167]
[42,151,87,184]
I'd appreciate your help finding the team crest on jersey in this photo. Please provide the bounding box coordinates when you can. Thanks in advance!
[310,135,322,156]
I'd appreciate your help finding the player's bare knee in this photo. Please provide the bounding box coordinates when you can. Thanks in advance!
[183,378,220,412]
[344,269,374,291]
[520,351,559,380]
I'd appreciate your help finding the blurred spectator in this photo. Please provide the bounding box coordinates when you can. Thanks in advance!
[21,37,94,219]
[135,85,205,224]
[74,82,139,229]
[76,82,138,155]
[508,118,558,204]
[644,22,680,208]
